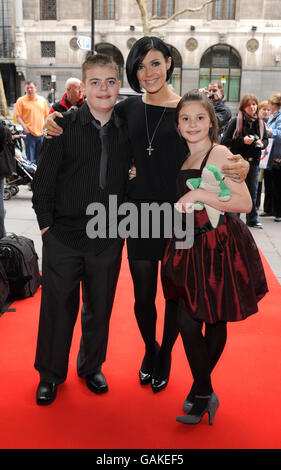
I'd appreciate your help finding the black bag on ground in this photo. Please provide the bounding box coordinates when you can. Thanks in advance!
[0,234,40,300]
[0,260,9,310]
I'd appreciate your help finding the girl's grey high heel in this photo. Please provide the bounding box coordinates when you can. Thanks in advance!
[177,393,220,425]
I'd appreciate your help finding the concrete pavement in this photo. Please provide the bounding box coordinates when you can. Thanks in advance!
[3,185,281,284]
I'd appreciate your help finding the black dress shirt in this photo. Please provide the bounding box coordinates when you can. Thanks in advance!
[32,102,132,254]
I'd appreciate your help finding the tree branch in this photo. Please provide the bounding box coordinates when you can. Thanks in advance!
[135,0,150,36]
[136,0,216,35]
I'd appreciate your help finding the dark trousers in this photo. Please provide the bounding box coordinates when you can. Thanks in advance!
[25,133,44,164]
[263,169,272,214]
[271,167,281,217]
[245,163,260,225]
[0,177,6,238]
[34,231,123,384]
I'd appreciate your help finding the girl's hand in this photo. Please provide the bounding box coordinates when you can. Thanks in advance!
[175,192,197,213]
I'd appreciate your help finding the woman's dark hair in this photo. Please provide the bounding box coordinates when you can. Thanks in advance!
[126,36,174,93]
[239,93,258,112]
[175,89,219,144]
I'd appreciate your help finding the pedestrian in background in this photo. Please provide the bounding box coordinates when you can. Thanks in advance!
[15,81,49,164]
[266,93,281,222]
[257,100,271,212]
[49,77,84,114]
[199,80,232,141]
[47,88,55,105]
[222,93,268,228]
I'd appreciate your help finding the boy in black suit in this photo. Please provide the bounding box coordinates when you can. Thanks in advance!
[32,54,131,405]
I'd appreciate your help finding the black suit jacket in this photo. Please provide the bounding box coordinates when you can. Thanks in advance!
[32,103,132,254]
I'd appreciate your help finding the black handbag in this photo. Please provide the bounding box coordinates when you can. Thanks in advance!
[0,260,9,312]
[0,233,41,300]
[0,144,16,177]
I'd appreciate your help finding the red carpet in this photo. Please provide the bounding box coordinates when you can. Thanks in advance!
[0,250,280,450]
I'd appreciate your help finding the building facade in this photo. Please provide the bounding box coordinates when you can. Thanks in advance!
[1,0,281,112]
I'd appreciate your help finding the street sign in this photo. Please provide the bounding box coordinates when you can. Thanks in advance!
[51,75,56,82]
[77,36,91,51]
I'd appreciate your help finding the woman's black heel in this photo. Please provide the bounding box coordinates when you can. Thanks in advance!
[139,342,159,385]
[151,353,171,393]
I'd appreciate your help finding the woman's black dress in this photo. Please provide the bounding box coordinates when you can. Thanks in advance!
[115,96,187,260]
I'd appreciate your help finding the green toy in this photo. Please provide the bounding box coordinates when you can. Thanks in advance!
[186,164,232,228]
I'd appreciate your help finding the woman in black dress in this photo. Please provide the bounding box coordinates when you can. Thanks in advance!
[115,37,186,392]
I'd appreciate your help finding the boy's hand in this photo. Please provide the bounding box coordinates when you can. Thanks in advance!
[222,154,249,183]
[43,111,63,138]
[128,165,136,180]
[41,227,50,236]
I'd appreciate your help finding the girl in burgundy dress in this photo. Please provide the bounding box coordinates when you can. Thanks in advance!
[161,90,268,425]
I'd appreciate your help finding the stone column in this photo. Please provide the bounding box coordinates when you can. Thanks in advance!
[14,0,27,82]
[14,0,23,27]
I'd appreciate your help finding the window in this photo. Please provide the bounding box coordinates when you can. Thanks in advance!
[152,0,175,18]
[95,0,115,20]
[212,0,236,20]
[0,0,12,58]
[41,41,56,58]
[40,0,57,20]
[199,45,241,101]
[41,75,52,91]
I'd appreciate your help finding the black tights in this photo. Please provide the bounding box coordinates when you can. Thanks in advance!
[178,307,227,397]
[129,259,179,372]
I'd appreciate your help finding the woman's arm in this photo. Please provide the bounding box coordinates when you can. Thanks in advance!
[267,115,281,139]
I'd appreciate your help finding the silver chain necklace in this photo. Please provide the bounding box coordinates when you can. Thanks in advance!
[144,103,166,156]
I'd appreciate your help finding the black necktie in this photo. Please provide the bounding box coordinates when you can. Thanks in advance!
[92,120,110,190]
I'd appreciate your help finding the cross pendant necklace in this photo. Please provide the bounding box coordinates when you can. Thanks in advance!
[147,144,154,156]
[144,102,166,157]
